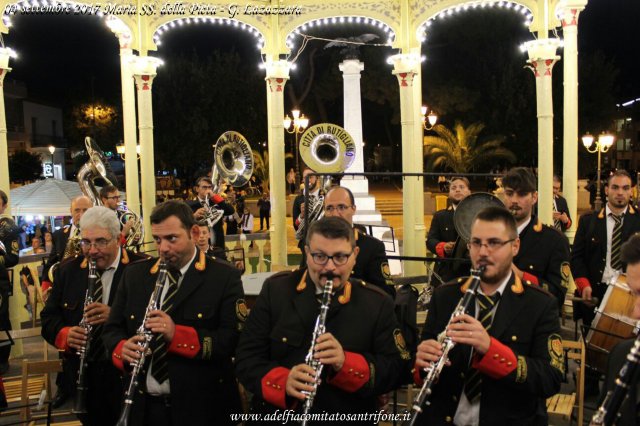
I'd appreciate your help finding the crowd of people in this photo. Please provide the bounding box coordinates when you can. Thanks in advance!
[0,165,638,425]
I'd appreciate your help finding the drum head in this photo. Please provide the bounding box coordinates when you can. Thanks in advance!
[453,192,504,242]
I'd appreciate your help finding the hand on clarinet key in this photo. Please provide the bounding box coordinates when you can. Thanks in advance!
[447,314,491,354]
[313,332,345,371]
[84,302,110,326]
[415,339,448,369]
[122,335,146,365]
[145,310,175,341]
[286,364,317,400]
[67,326,88,350]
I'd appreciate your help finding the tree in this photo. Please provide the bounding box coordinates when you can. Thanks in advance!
[423,122,516,173]
[9,150,43,183]
[67,101,121,150]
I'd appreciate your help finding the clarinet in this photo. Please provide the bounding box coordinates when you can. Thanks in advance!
[404,266,485,426]
[72,259,97,414]
[590,332,640,426]
[116,262,169,426]
[300,272,335,426]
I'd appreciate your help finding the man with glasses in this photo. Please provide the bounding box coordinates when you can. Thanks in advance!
[502,167,571,308]
[187,176,234,254]
[552,175,571,232]
[427,177,472,284]
[99,184,137,245]
[414,206,563,425]
[236,216,408,420]
[324,186,394,297]
[41,206,146,424]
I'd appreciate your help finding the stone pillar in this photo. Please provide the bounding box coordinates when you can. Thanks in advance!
[339,59,367,193]
[392,53,426,276]
[557,1,588,242]
[525,39,560,226]
[132,56,162,251]
[0,49,12,214]
[264,60,290,268]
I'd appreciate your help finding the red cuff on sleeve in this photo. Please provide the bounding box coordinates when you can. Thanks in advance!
[472,337,517,379]
[566,219,572,229]
[435,242,447,258]
[54,327,71,352]
[167,325,201,358]
[575,277,591,294]
[111,339,127,372]
[522,272,539,286]
[413,362,424,387]
[326,351,370,393]
[211,194,224,204]
[261,366,290,409]
[41,281,52,293]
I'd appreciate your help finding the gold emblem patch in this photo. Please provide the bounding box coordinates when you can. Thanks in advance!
[381,262,391,279]
[393,329,411,360]
[560,262,571,289]
[236,299,248,322]
[548,334,565,374]
[203,337,212,360]
[516,355,528,383]
[11,240,18,254]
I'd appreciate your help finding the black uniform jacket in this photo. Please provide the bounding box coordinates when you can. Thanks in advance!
[41,225,72,287]
[353,228,395,297]
[600,338,640,426]
[102,251,245,426]
[554,195,572,232]
[235,269,409,418]
[415,273,563,426]
[571,206,640,293]
[0,217,19,329]
[426,207,468,283]
[187,198,235,249]
[514,215,571,308]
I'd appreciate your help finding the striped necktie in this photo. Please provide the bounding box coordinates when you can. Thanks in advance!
[150,269,181,384]
[464,292,501,403]
[88,271,106,359]
[610,213,623,270]
[553,199,562,230]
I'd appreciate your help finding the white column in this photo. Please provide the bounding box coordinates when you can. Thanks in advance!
[339,59,368,193]
[392,53,426,277]
[525,39,560,226]
[0,49,13,215]
[264,60,290,268]
[132,56,162,251]
[557,1,588,242]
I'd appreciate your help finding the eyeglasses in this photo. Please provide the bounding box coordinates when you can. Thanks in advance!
[105,195,120,200]
[467,238,515,251]
[309,251,353,266]
[325,204,353,213]
[80,238,113,250]
[200,185,213,190]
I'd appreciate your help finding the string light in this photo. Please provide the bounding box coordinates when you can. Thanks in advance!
[152,17,265,49]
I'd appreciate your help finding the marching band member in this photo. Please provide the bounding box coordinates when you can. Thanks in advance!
[40,206,146,424]
[414,206,563,425]
[0,190,19,375]
[293,168,320,265]
[323,186,395,297]
[552,175,572,232]
[187,177,234,253]
[235,216,408,422]
[103,200,245,425]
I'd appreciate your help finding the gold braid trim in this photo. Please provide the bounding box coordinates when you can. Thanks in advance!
[121,248,129,264]
[338,281,352,304]
[296,270,308,292]
[195,250,206,271]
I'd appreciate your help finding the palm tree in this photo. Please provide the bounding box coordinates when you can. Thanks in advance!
[251,149,294,194]
[423,121,516,173]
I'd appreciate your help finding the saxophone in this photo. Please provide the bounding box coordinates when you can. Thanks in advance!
[590,332,640,426]
[72,259,97,415]
[300,272,335,425]
[404,266,485,426]
[116,262,169,426]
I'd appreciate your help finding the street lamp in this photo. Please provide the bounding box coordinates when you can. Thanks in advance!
[582,131,615,211]
[283,109,309,186]
[421,105,438,130]
[116,142,141,160]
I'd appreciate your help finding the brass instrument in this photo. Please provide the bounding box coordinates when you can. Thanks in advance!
[78,137,144,248]
[72,259,97,415]
[404,267,485,426]
[116,262,169,426]
[301,272,335,424]
[295,124,356,241]
[453,193,504,243]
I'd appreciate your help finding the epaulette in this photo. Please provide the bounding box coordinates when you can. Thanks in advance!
[58,254,81,269]
[355,278,388,297]
[629,205,636,215]
[533,217,543,232]
[447,205,453,211]
[523,280,554,297]
[130,256,154,265]
[63,225,71,234]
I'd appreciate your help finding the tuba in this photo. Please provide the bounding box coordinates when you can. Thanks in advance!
[295,124,356,240]
[77,137,144,248]
[201,131,254,228]
[453,192,505,242]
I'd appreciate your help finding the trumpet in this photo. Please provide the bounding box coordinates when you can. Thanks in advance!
[72,259,97,415]
[116,262,169,426]
[301,272,335,425]
[404,266,485,426]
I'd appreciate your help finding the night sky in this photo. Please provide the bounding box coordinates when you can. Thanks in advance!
[2,0,638,120]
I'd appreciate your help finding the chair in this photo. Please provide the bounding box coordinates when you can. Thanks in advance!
[546,339,585,426]
[19,359,63,422]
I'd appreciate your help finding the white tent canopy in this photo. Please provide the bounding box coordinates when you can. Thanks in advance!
[10,179,84,216]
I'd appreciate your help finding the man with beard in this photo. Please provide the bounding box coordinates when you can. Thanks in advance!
[427,177,472,283]
[571,170,640,325]
[0,190,19,375]
[187,177,234,254]
[502,168,571,308]
[293,168,320,264]
[40,206,146,424]
[414,206,563,425]
[552,176,572,232]
[323,186,395,297]
[235,217,407,422]
[103,200,245,425]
